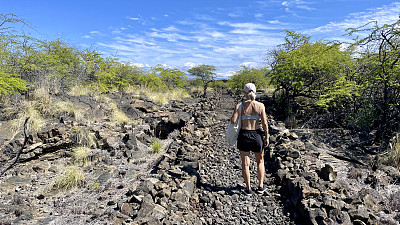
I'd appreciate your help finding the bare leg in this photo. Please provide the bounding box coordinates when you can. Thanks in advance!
[239,150,251,190]
[255,151,265,188]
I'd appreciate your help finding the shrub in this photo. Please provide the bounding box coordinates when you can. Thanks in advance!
[0,70,27,95]
[151,139,162,154]
[52,100,85,121]
[54,165,85,190]
[71,146,90,167]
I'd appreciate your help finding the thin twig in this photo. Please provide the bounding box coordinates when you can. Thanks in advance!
[0,117,30,176]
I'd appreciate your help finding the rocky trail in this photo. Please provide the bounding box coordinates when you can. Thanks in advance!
[187,91,295,224]
[1,90,400,224]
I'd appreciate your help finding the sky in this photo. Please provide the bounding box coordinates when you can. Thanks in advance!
[2,0,400,78]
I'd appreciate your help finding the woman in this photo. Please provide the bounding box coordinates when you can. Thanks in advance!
[230,83,269,195]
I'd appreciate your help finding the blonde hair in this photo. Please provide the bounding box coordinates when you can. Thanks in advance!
[248,91,256,101]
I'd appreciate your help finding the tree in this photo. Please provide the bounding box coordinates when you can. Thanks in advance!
[347,18,400,134]
[0,70,27,95]
[0,13,30,95]
[228,66,269,94]
[154,65,187,89]
[269,31,354,116]
[187,64,217,97]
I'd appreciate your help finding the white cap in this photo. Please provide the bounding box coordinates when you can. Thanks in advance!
[244,83,256,93]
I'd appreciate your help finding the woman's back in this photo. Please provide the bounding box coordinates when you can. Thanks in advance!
[241,100,263,130]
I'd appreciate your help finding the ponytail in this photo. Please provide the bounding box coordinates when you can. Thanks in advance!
[248,91,256,101]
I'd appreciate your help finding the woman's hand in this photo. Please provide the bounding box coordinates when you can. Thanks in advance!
[263,137,269,149]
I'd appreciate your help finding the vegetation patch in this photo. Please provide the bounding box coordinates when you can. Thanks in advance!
[71,146,90,167]
[151,138,162,154]
[70,127,97,148]
[54,165,85,190]
[111,109,130,125]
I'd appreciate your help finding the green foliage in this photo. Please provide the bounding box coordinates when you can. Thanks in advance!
[0,70,27,95]
[151,138,162,154]
[154,65,187,89]
[315,76,361,109]
[188,64,217,97]
[347,18,400,132]
[228,66,269,94]
[92,182,100,190]
[270,31,354,115]
[138,70,164,91]
[348,105,376,130]
[209,80,228,91]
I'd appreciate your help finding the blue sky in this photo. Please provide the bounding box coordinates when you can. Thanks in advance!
[2,0,400,78]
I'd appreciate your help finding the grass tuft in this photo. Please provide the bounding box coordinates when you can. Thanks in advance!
[72,146,90,167]
[390,134,400,167]
[54,165,85,190]
[53,100,85,121]
[9,102,46,138]
[111,109,130,125]
[151,138,162,154]
[68,85,92,97]
[70,127,97,147]
[126,87,190,105]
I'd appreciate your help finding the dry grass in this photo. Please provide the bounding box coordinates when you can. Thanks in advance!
[9,102,46,138]
[187,86,203,97]
[68,85,93,97]
[31,87,53,116]
[54,165,85,190]
[70,127,97,148]
[72,146,90,167]
[111,109,130,125]
[126,86,190,105]
[390,134,400,167]
[52,100,86,121]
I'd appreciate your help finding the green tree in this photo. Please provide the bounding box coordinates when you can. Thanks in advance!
[228,66,269,94]
[187,64,217,97]
[154,65,187,89]
[269,31,354,115]
[0,13,30,95]
[0,70,27,95]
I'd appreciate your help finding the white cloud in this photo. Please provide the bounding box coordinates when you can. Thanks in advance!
[219,21,276,30]
[184,62,196,68]
[129,62,144,67]
[218,70,237,79]
[268,20,280,24]
[240,62,258,68]
[305,2,400,39]
[281,0,315,12]
[129,17,140,21]
[82,35,91,39]
[163,26,180,32]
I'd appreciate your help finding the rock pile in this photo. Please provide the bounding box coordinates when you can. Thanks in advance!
[1,89,400,225]
[268,125,400,224]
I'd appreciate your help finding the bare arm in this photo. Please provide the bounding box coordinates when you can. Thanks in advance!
[260,103,269,147]
[230,103,240,124]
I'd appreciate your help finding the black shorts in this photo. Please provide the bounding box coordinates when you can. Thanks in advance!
[237,129,264,152]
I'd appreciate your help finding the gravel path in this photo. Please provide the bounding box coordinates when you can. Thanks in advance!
[189,91,297,225]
